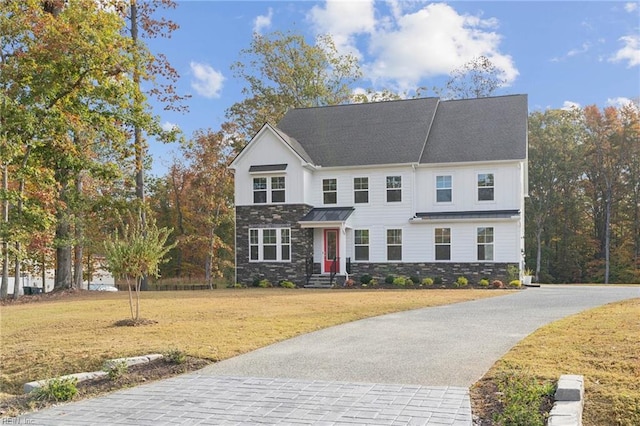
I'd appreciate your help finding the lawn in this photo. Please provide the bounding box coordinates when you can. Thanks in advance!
[0,288,504,399]
[472,297,640,426]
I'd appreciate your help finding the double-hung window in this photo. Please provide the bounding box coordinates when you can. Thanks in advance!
[435,228,451,260]
[249,228,291,262]
[354,177,369,204]
[477,173,494,201]
[354,229,369,261]
[323,179,337,204]
[387,229,402,261]
[477,227,494,261]
[386,176,402,202]
[436,175,452,203]
[253,176,285,204]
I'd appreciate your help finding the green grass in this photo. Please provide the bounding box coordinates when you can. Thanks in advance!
[0,288,504,398]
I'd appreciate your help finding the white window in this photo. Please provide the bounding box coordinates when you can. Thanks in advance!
[354,177,369,204]
[253,176,285,204]
[387,229,402,261]
[386,176,402,202]
[323,179,337,204]
[477,173,494,201]
[436,175,452,203]
[249,228,291,262]
[435,228,451,261]
[477,227,494,261]
[354,229,369,261]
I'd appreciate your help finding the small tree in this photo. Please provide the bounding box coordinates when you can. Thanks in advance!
[104,214,175,322]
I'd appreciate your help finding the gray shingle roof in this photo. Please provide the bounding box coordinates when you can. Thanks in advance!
[276,98,439,167]
[273,95,527,167]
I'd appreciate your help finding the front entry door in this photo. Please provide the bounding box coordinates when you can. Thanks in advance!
[323,229,339,273]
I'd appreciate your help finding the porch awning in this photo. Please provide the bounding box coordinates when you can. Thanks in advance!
[412,209,520,222]
[299,207,355,228]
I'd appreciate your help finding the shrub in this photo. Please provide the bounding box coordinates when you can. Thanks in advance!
[32,377,78,402]
[493,368,555,426]
[258,279,272,288]
[369,278,378,286]
[455,276,469,288]
[393,276,407,286]
[165,348,187,365]
[344,278,355,287]
[509,279,522,288]
[409,275,420,285]
[385,275,395,284]
[279,280,296,288]
[434,276,443,285]
[105,360,128,381]
[478,278,490,288]
[228,283,244,288]
[492,280,504,289]
[421,277,434,286]
[252,277,261,287]
[360,274,373,285]
[506,265,519,283]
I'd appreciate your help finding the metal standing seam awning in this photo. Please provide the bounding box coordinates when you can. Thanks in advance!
[298,207,355,228]
[410,209,520,223]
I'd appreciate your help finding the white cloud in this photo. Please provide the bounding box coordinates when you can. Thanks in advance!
[190,61,225,98]
[609,35,640,67]
[307,0,376,59]
[308,2,517,91]
[606,97,634,108]
[366,4,518,90]
[161,121,179,132]
[624,2,638,13]
[567,42,591,57]
[253,7,273,34]
[561,101,581,111]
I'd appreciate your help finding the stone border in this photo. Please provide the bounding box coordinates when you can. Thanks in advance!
[24,354,163,394]
[548,374,584,426]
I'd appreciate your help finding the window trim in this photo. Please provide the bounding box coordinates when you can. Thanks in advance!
[434,227,451,261]
[322,178,338,205]
[477,226,494,261]
[386,228,403,261]
[252,175,286,204]
[248,227,292,262]
[436,175,453,204]
[477,172,495,202]
[386,175,402,203]
[353,177,369,204]
[353,229,370,262]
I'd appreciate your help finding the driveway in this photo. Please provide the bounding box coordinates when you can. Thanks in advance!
[19,285,639,425]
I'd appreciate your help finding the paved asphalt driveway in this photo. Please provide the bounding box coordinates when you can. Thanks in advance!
[18,285,639,425]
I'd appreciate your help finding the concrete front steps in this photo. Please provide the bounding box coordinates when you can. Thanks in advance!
[304,274,346,288]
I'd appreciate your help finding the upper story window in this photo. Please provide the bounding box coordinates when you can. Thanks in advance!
[435,228,451,260]
[387,229,402,261]
[477,173,494,201]
[354,177,369,204]
[323,178,337,204]
[253,176,285,204]
[477,227,494,261]
[354,229,369,261]
[386,176,402,202]
[436,175,452,203]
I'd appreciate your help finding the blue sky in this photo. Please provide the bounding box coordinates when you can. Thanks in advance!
[144,1,640,176]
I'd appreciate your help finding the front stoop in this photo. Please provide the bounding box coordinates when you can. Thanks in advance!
[304,274,346,288]
[548,375,584,426]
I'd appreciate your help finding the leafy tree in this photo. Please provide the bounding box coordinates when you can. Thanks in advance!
[227,31,361,141]
[444,56,506,99]
[103,214,174,321]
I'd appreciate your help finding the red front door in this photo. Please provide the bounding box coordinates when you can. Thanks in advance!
[324,229,339,273]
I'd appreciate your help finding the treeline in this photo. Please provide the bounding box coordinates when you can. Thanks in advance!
[2,2,638,298]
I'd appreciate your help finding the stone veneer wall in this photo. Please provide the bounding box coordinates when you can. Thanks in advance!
[349,262,518,285]
[235,204,313,286]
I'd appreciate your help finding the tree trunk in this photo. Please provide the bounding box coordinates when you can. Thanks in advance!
[1,164,8,298]
[604,186,611,284]
[13,242,20,299]
[55,179,72,289]
[535,225,543,283]
[73,173,83,289]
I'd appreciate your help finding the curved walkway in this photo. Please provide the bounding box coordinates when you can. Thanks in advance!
[19,285,639,425]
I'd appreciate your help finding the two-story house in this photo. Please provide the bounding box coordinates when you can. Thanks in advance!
[229,95,528,286]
